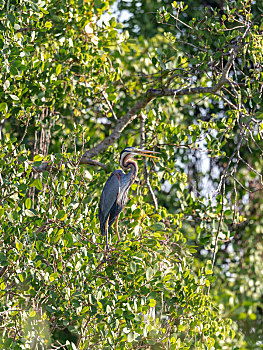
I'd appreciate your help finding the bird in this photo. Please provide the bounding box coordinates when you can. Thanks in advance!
[99,147,159,251]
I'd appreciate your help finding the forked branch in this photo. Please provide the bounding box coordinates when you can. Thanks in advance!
[34,43,242,172]
[80,44,242,163]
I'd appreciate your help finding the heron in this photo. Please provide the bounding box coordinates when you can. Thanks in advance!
[99,147,159,251]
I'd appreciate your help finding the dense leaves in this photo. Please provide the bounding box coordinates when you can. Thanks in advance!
[0,133,233,349]
[1,0,263,349]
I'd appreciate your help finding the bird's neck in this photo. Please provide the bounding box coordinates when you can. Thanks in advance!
[122,157,138,182]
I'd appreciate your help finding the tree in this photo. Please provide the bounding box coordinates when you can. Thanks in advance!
[0,0,262,348]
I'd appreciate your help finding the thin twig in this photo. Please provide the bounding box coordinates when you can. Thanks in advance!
[102,91,118,120]
[80,43,243,163]
[4,116,30,159]
[140,114,158,211]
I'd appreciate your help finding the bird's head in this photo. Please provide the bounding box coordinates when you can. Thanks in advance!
[119,147,159,167]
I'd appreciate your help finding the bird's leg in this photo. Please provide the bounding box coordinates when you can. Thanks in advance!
[105,216,109,252]
[115,214,120,241]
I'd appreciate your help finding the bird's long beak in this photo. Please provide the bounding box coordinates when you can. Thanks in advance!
[133,148,160,159]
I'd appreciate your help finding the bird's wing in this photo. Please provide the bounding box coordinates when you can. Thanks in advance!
[99,170,121,225]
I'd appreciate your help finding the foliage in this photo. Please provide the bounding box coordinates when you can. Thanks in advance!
[0,132,234,349]
[0,0,263,349]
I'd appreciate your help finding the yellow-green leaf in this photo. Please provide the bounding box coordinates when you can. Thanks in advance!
[29,310,36,318]
[18,274,24,283]
[149,299,156,307]
[45,21,52,29]
[56,64,62,75]
[25,198,31,210]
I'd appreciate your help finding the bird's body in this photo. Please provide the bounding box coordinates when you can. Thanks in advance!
[99,147,158,251]
[99,167,136,235]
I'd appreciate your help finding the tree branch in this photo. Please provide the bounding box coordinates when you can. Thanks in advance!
[32,43,242,173]
[147,45,241,98]
[32,158,108,173]
[102,91,118,121]
[79,158,108,169]
[81,95,153,160]
[140,114,158,211]
[81,44,241,162]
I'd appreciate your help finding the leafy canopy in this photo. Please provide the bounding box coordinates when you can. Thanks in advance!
[0,0,263,349]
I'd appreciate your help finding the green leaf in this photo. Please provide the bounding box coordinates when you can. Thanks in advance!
[45,22,52,29]
[34,155,43,162]
[214,51,223,59]
[7,13,15,25]
[18,274,24,283]
[40,7,49,14]
[30,179,43,191]
[249,313,257,320]
[25,209,36,217]
[149,299,156,307]
[230,329,235,339]
[75,261,82,271]
[127,332,134,342]
[254,112,263,120]
[9,94,19,101]
[0,252,7,265]
[253,93,261,104]
[150,222,165,231]
[57,210,66,220]
[0,102,7,112]
[108,93,117,101]
[25,198,32,210]
[16,241,23,251]
[146,267,154,281]
[29,310,36,318]
[56,64,62,75]
[33,60,41,69]
[189,248,197,254]
[130,261,137,273]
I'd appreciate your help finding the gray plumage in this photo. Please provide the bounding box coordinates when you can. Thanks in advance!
[98,147,158,251]
[99,167,136,236]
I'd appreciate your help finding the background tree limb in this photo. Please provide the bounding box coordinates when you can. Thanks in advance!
[80,43,241,163]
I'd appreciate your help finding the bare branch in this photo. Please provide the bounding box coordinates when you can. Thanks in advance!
[4,116,30,160]
[79,158,108,169]
[214,92,238,110]
[147,45,241,98]
[81,95,152,160]
[31,161,55,173]
[0,266,8,279]
[140,114,158,211]
[32,159,108,173]
[102,91,118,121]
